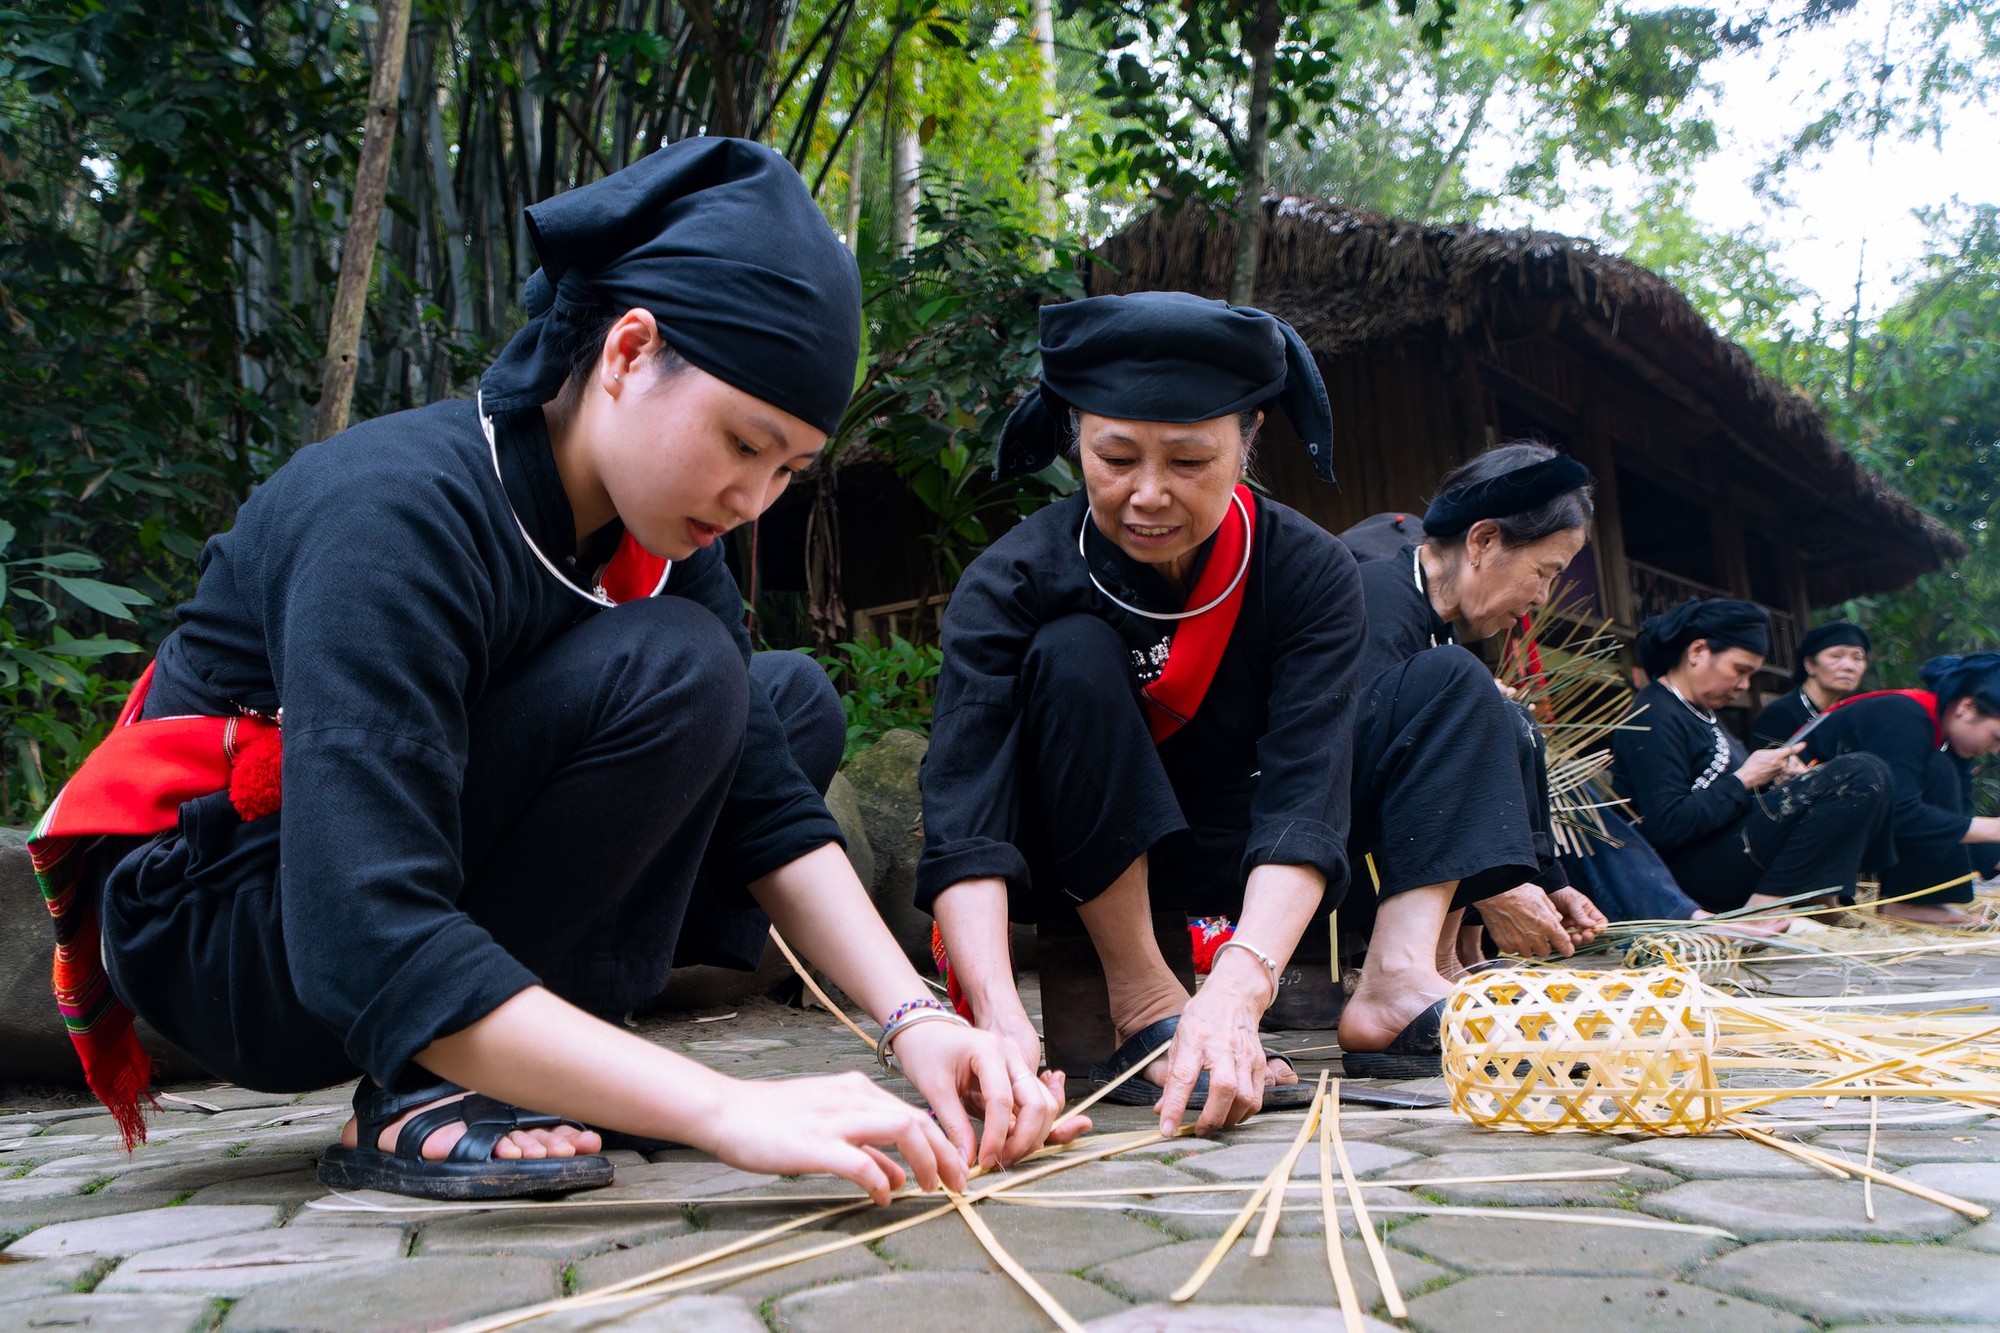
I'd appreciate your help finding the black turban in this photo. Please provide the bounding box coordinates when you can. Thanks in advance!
[1636,597,1771,678]
[994,292,1334,481]
[479,137,861,434]
[1792,620,1872,684]
[1423,454,1593,538]
[1920,653,2000,711]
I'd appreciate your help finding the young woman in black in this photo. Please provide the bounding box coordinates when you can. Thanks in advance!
[1610,599,1892,918]
[1799,652,2000,926]
[44,139,1078,1202]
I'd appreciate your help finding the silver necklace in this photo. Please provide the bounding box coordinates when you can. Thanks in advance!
[1078,491,1252,622]
[1662,676,1719,724]
[477,392,671,609]
[1411,546,1456,649]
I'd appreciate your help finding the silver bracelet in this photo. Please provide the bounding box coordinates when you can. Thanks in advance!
[1210,938,1280,1003]
[877,1008,971,1075]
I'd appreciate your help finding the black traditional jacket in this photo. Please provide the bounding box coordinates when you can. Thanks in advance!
[137,398,840,1078]
[1610,681,1751,856]
[916,491,1365,910]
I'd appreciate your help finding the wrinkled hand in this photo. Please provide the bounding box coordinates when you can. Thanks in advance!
[1155,971,1271,1138]
[1549,886,1608,947]
[701,1071,965,1205]
[1735,743,1802,791]
[891,1019,1091,1173]
[1477,884,1574,958]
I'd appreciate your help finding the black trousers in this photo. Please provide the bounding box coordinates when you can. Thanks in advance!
[1877,750,1978,905]
[1002,621,1541,924]
[99,600,843,1093]
[1663,753,1893,913]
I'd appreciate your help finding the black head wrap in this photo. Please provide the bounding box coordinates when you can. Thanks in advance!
[479,137,861,434]
[1919,653,2000,712]
[1423,454,1593,538]
[1636,597,1771,678]
[994,292,1333,481]
[1792,620,1872,684]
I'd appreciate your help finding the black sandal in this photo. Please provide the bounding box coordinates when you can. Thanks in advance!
[1341,998,1448,1080]
[1086,1016,1319,1111]
[318,1078,616,1200]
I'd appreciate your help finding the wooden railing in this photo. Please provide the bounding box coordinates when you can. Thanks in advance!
[1626,559,1796,673]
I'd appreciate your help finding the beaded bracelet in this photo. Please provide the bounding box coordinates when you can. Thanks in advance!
[877,997,970,1075]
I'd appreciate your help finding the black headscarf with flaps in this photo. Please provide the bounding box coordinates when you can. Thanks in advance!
[994,292,1334,481]
[479,137,861,434]
[1792,621,1871,684]
[1423,454,1593,538]
[1636,598,1771,678]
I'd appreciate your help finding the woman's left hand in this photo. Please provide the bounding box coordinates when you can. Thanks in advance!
[1155,963,1271,1138]
[889,1020,1092,1172]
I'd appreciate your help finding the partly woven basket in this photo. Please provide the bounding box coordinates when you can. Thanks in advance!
[1442,968,1722,1134]
[1623,931,1741,978]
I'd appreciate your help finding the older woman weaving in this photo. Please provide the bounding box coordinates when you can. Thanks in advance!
[921,292,1357,1133]
[1345,443,1607,985]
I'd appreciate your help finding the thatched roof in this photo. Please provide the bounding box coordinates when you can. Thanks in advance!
[1087,197,1964,602]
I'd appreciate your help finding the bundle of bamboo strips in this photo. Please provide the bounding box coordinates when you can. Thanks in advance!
[1504,593,1636,857]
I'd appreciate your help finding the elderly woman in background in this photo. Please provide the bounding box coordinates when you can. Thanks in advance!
[1610,599,1893,919]
[1750,620,1871,748]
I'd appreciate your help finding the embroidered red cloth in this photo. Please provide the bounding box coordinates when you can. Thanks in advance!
[1140,484,1257,743]
[28,665,281,1148]
[596,532,670,603]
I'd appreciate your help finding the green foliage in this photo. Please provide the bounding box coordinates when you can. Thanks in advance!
[810,636,945,761]
[0,520,149,822]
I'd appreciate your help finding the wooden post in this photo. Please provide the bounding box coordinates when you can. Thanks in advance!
[312,0,414,442]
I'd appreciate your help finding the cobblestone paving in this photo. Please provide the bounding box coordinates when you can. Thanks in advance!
[6,950,2000,1331]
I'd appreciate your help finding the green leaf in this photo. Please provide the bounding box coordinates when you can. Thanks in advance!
[27,551,103,571]
[47,636,144,659]
[11,648,87,693]
[47,576,152,620]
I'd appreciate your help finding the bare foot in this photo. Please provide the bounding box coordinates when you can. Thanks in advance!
[1456,922,1487,973]
[1108,973,1299,1089]
[1436,910,1470,983]
[338,1091,602,1161]
[1878,902,1986,927]
[1337,968,1450,1054]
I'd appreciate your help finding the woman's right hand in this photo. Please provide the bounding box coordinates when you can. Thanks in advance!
[698,1071,967,1204]
[1734,743,1802,791]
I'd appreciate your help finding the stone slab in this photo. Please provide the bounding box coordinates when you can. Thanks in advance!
[416,1205,693,1260]
[1140,1187,1428,1241]
[1389,1206,1733,1275]
[1696,1240,2000,1323]
[103,1151,321,1197]
[1087,1236,1446,1309]
[0,1293,217,1331]
[873,1199,1173,1271]
[95,1224,407,1295]
[1405,1274,1810,1332]
[1897,1162,2000,1206]
[512,1292,768,1331]
[1178,1139,1419,1181]
[0,1252,99,1301]
[222,1254,563,1331]
[1382,1150,1672,1205]
[1606,1137,1824,1180]
[1811,1127,2000,1165]
[1639,1178,1968,1242]
[0,1194,177,1241]
[6,1204,282,1257]
[571,1226,889,1303]
[1084,1303,1400,1332]
[772,1270,1127,1333]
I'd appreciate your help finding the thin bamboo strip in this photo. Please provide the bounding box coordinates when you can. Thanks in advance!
[1319,1110,1365,1333]
[1328,1079,1404,1319]
[993,1195,1738,1238]
[944,1187,1086,1333]
[1170,1085,1324,1301]
[447,1129,1175,1333]
[1734,1127,1989,1218]
[1252,1072,1329,1256]
[1864,1094,1880,1222]
[767,926,877,1050]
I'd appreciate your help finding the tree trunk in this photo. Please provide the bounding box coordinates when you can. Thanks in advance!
[1228,0,1279,306]
[312,0,414,442]
[1031,0,1058,238]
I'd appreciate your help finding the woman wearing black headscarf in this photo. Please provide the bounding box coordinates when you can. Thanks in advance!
[1748,621,1872,749]
[35,138,1078,1202]
[1610,599,1892,916]
[1797,653,2000,925]
[1349,442,1608,974]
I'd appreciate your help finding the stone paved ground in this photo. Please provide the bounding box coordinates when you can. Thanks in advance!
[6,947,2000,1331]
